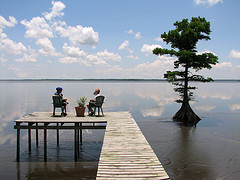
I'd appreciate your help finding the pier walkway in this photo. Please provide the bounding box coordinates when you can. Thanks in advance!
[14,111,169,179]
[96,112,169,179]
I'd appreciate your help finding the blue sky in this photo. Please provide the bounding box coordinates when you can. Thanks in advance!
[0,0,240,79]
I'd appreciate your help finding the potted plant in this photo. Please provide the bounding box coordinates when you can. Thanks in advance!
[75,96,87,117]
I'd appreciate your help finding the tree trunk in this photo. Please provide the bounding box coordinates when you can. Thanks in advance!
[172,63,201,125]
[173,101,201,125]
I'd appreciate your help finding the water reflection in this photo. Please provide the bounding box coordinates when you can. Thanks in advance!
[229,103,240,111]
[170,126,212,179]
[17,161,98,180]
[141,106,165,117]
[195,82,240,113]
[196,82,235,100]
[0,81,240,179]
[195,103,216,112]
[0,81,240,146]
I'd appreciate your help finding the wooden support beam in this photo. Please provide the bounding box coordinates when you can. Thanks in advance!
[80,123,82,146]
[76,123,79,159]
[36,123,38,147]
[44,122,48,162]
[74,123,77,161]
[28,123,32,154]
[16,122,21,162]
[57,123,59,146]
[14,125,106,130]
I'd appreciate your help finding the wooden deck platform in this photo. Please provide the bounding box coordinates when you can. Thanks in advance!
[14,111,169,179]
[96,112,169,179]
[14,112,107,161]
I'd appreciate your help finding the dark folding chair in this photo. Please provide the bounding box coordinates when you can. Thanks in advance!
[52,95,65,117]
[92,96,105,116]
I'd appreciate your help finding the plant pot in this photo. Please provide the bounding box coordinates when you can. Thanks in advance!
[75,106,86,117]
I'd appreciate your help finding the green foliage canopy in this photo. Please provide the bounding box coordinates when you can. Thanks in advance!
[153,17,218,103]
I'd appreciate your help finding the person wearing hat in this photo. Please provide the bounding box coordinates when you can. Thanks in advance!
[54,87,68,116]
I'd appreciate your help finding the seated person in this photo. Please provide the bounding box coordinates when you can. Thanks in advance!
[54,87,68,116]
[87,88,101,116]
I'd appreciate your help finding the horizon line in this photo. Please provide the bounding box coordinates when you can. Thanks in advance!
[0,78,240,82]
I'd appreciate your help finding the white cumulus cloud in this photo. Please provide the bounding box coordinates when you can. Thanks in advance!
[44,1,66,21]
[35,38,60,56]
[125,29,142,39]
[0,16,17,29]
[60,47,120,66]
[86,54,107,65]
[118,40,139,60]
[201,61,240,79]
[1,38,27,55]
[85,49,121,65]
[59,56,79,64]
[127,54,139,60]
[141,44,162,55]
[214,62,233,69]
[15,47,38,63]
[118,40,129,50]
[56,25,99,46]
[134,57,174,77]
[0,29,7,40]
[101,56,176,79]
[229,49,240,59]
[62,43,87,57]
[15,53,38,63]
[135,32,141,39]
[126,29,134,34]
[127,49,139,60]
[0,16,28,58]
[155,36,163,42]
[194,0,223,6]
[21,17,53,39]
[96,49,121,62]
[197,49,217,56]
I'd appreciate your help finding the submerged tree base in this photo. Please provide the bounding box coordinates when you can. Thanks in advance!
[172,102,201,126]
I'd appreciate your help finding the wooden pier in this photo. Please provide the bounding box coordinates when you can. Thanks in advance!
[14,111,169,179]
[14,112,107,162]
[96,112,169,179]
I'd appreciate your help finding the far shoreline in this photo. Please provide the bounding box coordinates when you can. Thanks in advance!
[0,79,240,82]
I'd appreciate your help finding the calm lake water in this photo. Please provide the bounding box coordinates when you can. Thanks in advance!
[0,81,240,179]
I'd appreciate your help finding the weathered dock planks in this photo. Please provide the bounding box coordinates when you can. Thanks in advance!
[14,111,169,179]
[96,112,169,179]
